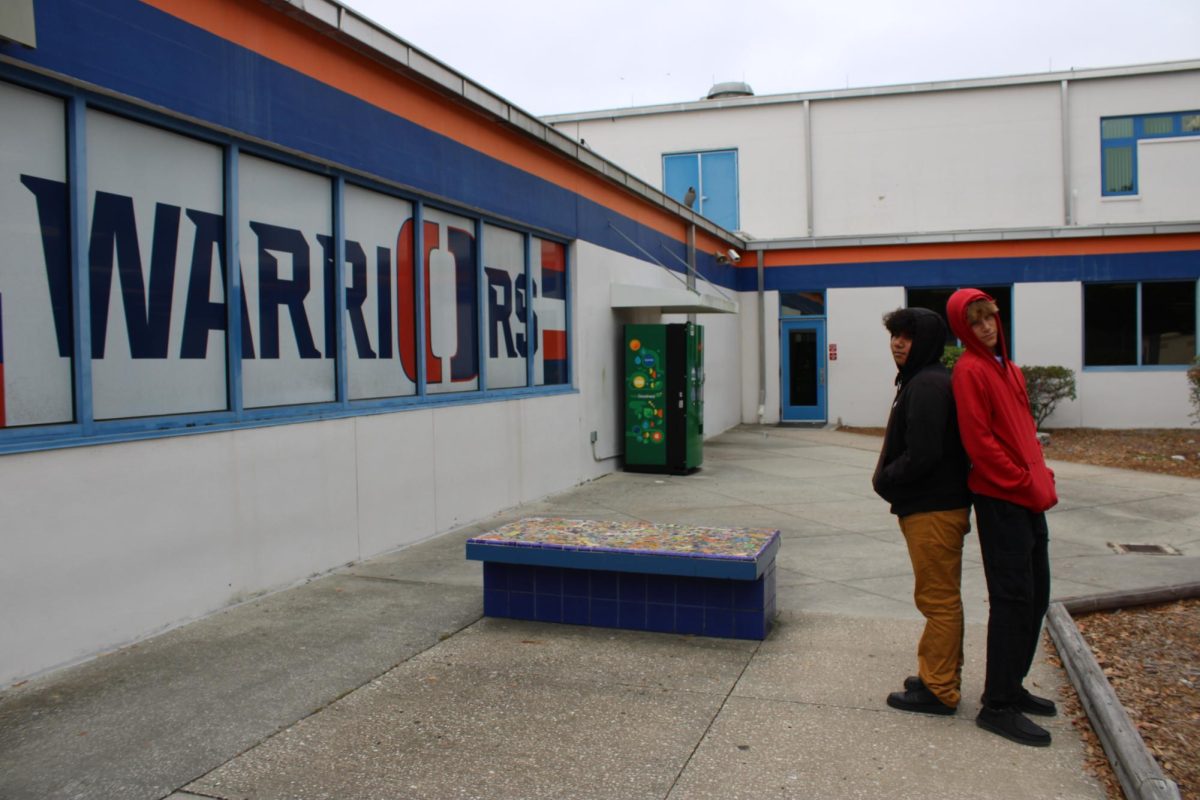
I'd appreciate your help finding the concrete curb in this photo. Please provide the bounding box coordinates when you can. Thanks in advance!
[1046,582,1200,800]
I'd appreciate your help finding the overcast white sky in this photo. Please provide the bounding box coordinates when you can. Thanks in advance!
[340,0,1198,118]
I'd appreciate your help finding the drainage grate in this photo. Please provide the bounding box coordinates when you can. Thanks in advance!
[1108,542,1183,555]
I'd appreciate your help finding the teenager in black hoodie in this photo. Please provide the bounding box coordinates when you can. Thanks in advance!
[872,307,971,715]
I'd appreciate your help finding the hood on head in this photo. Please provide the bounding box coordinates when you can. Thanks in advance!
[898,307,949,381]
[947,287,1008,361]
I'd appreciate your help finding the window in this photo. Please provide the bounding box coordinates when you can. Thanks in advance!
[0,81,73,428]
[0,78,572,452]
[906,286,1013,350]
[1084,281,1196,367]
[779,291,825,316]
[1100,111,1200,196]
[663,149,739,231]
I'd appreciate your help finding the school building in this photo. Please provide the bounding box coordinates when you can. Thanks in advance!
[0,0,1197,686]
[548,61,1200,429]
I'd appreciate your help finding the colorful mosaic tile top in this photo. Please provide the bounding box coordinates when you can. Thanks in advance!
[468,517,780,561]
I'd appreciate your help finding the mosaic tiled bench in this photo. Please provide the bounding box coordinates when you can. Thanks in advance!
[465,518,780,640]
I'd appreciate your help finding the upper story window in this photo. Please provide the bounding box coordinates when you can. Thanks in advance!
[1101,111,1200,196]
[663,149,739,231]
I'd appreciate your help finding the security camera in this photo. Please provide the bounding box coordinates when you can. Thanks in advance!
[716,248,741,264]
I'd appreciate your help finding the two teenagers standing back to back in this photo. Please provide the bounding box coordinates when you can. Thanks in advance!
[874,290,1059,748]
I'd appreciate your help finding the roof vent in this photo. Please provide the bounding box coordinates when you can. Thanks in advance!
[706,81,754,100]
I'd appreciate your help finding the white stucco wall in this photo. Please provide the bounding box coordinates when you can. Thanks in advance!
[738,289,781,424]
[1011,282,1084,428]
[811,84,1064,236]
[1067,71,1200,226]
[1077,371,1193,428]
[826,286,905,427]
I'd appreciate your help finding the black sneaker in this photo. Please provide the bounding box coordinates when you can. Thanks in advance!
[978,688,1059,717]
[887,685,956,716]
[1017,688,1057,717]
[904,675,923,692]
[976,706,1051,747]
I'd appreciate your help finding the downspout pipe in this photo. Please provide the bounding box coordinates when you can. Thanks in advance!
[757,249,766,424]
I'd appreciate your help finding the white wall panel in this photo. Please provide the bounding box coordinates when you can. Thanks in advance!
[1013,282,1083,428]
[518,393,586,503]
[354,408,437,558]
[1067,72,1200,226]
[812,85,1063,236]
[1077,370,1192,429]
[0,422,360,685]
[827,286,905,427]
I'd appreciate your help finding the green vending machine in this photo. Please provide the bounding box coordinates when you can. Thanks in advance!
[624,322,704,474]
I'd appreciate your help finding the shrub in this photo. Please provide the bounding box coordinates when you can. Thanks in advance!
[1187,356,1200,426]
[1021,365,1076,429]
[941,345,964,371]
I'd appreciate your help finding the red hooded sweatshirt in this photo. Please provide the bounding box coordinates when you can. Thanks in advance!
[946,288,1057,513]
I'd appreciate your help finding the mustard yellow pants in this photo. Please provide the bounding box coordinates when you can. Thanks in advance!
[898,508,971,708]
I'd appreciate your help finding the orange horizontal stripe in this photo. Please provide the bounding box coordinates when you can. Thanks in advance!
[142,0,716,248]
[543,330,567,360]
[758,233,1200,267]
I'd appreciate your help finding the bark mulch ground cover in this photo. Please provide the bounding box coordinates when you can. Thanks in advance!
[840,426,1199,798]
[1050,600,1200,800]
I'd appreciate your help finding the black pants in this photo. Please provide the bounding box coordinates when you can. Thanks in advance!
[973,493,1050,709]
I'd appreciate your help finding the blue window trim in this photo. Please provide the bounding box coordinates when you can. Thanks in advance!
[1100,110,1200,196]
[1081,280,1198,370]
[0,70,574,455]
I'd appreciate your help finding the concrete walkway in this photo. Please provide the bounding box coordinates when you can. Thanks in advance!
[2,425,1198,800]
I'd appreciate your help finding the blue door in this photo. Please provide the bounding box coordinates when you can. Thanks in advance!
[781,319,826,422]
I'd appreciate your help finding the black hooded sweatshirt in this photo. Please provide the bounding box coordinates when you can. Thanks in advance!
[871,308,971,517]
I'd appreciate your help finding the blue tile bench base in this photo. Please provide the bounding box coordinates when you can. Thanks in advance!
[478,561,777,640]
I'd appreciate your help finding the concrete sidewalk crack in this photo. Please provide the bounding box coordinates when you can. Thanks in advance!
[662,640,763,800]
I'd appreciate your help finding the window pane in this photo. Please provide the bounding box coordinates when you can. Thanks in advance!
[0,81,73,427]
[87,110,228,420]
[699,150,739,230]
[413,207,478,395]
[663,154,699,209]
[483,224,526,390]
[1101,118,1134,139]
[239,155,335,408]
[343,184,415,400]
[1084,283,1137,366]
[535,238,568,386]
[780,291,825,316]
[1143,116,1174,136]
[1104,146,1134,193]
[1141,281,1196,365]
[789,329,817,406]
[1183,114,1200,133]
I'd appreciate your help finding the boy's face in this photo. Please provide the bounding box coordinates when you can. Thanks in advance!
[890,332,913,366]
[971,312,998,350]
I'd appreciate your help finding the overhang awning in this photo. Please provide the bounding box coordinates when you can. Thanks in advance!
[610,283,738,314]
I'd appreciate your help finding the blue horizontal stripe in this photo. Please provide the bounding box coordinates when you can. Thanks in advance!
[737,250,1200,293]
[2,0,735,289]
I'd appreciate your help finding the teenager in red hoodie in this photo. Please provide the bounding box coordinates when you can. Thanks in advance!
[946,288,1058,748]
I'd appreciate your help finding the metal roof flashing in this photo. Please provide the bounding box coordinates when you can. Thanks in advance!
[265,0,743,249]
[610,284,738,314]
